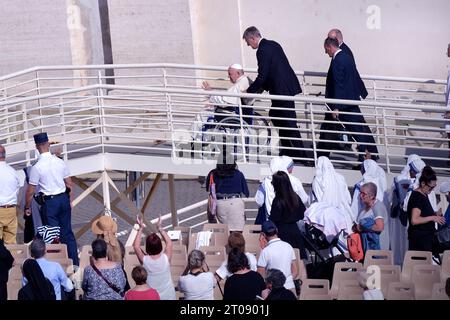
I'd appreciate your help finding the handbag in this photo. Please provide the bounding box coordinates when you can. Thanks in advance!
[207,173,218,223]
[347,232,364,262]
[435,226,450,250]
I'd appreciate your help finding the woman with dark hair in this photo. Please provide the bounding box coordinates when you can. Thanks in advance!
[91,215,130,292]
[133,216,176,300]
[206,162,249,232]
[270,171,306,258]
[18,259,55,300]
[178,249,215,300]
[81,239,126,300]
[223,248,265,300]
[406,166,446,251]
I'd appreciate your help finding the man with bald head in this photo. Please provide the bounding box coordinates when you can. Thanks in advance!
[328,28,368,99]
[0,145,21,244]
[318,37,379,164]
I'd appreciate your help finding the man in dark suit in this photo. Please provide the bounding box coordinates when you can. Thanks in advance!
[243,26,308,163]
[328,28,368,99]
[317,37,378,164]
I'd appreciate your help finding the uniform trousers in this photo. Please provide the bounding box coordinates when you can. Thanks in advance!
[42,193,79,265]
[0,207,17,244]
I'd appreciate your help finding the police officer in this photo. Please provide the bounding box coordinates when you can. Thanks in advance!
[0,145,21,244]
[24,133,79,265]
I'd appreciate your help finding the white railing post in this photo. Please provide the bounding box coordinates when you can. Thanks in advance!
[237,99,247,163]
[382,107,391,174]
[301,75,307,95]
[22,103,31,166]
[374,106,382,147]
[163,69,176,159]
[102,171,111,214]
[96,71,106,154]
[308,102,317,163]
[1,83,11,143]
[58,97,68,161]
[373,80,377,101]
[35,70,44,131]
[1,79,6,101]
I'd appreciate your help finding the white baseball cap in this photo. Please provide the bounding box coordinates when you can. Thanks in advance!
[229,63,243,70]
[440,178,450,193]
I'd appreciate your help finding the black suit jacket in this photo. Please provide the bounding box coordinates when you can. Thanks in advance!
[0,239,14,283]
[325,50,363,113]
[339,42,368,99]
[247,38,301,96]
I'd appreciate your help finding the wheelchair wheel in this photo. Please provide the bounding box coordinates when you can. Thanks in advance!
[200,112,273,161]
[252,111,272,147]
[200,116,251,161]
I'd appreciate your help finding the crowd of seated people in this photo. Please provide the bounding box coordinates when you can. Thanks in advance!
[2,153,450,301]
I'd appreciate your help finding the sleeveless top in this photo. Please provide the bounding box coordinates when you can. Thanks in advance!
[143,253,176,300]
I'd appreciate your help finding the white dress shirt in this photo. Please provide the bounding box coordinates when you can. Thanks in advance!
[333,49,342,60]
[0,161,20,205]
[28,152,70,195]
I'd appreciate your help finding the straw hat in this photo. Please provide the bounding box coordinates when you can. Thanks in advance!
[91,215,118,235]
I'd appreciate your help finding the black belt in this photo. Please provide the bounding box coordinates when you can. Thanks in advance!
[0,204,16,208]
[43,192,66,200]
[216,194,242,200]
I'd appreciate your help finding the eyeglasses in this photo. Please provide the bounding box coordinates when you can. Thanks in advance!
[360,191,370,197]
[426,183,436,190]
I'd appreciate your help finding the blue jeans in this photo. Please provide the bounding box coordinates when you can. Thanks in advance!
[42,193,79,265]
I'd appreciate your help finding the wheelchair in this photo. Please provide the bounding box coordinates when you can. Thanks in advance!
[196,106,272,161]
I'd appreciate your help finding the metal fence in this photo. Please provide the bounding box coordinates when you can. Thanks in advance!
[0,63,448,176]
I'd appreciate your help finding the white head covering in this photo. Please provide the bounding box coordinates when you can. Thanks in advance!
[229,63,243,70]
[361,159,387,201]
[350,159,387,222]
[311,156,352,212]
[392,155,422,207]
[269,156,288,174]
[399,154,421,177]
[402,161,437,212]
[256,156,308,218]
[280,156,294,173]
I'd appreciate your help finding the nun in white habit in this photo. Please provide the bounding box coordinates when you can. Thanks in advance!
[310,156,352,212]
[389,154,424,265]
[255,156,308,223]
[309,156,353,237]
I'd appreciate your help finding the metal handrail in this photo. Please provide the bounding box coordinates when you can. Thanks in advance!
[0,63,446,84]
[1,72,448,177]
[0,83,446,111]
